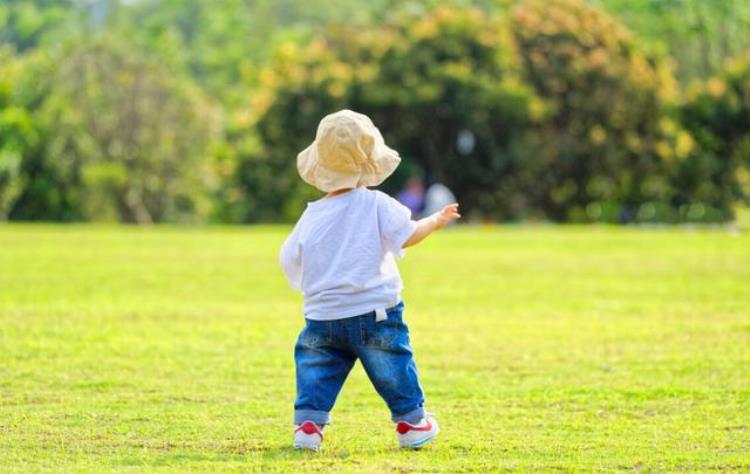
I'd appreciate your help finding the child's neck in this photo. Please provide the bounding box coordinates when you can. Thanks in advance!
[326,187,357,198]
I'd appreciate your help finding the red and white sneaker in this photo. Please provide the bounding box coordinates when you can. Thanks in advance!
[396,413,439,449]
[294,421,324,451]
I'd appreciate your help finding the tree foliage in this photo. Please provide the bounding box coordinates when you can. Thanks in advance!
[594,0,750,83]
[237,6,538,221]
[677,56,750,218]
[0,54,34,219]
[511,0,690,222]
[42,38,219,223]
[0,50,61,221]
[0,0,81,53]
[0,0,749,223]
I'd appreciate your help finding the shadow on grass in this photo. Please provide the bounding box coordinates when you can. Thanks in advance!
[112,438,451,467]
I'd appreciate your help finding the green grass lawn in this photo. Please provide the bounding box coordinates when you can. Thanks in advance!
[1,224,748,472]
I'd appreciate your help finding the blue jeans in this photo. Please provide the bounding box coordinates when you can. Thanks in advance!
[294,301,425,425]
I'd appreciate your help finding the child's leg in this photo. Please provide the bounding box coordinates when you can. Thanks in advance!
[294,320,356,426]
[356,304,425,424]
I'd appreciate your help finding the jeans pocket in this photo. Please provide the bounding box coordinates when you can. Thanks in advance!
[365,311,406,349]
[298,320,331,348]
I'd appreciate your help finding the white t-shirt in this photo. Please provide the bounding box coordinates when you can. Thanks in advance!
[279,188,417,321]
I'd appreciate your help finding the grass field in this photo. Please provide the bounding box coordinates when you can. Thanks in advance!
[1,224,748,472]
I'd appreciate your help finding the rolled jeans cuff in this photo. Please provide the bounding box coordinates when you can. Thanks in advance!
[392,406,424,424]
[294,409,331,426]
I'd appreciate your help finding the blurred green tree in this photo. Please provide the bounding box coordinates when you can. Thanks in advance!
[36,38,220,223]
[511,0,688,222]
[0,53,32,219]
[0,0,82,53]
[119,0,396,105]
[595,0,750,83]
[676,55,750,220]
[2,0,750,223]
[234,6,538,221]
[0,50,71,221]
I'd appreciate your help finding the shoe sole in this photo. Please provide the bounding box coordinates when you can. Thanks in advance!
[401,434,436,449]
[294,443,320,451]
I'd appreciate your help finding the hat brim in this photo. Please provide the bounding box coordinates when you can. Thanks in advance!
[297,142,401,193]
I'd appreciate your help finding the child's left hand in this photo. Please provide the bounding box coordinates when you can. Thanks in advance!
[432,203,461,230]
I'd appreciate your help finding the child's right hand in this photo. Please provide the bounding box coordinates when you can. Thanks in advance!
[431,203,461,230]
[403,203,461,248]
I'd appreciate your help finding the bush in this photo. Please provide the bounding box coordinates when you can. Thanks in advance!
[511,0,688,222]
[677,55,750,220]
[33,38,220,223]
[231,6,538,222]
[0,52,32,220]
[4,2,748,224]
[0,49,64,221]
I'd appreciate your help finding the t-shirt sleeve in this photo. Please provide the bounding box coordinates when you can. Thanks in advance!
[279,224,303,291]
[377,192,418,259]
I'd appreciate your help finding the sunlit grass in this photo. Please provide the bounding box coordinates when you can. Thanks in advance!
[1,224,748,472]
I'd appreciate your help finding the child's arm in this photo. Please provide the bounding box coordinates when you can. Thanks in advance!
[403,203,460,248]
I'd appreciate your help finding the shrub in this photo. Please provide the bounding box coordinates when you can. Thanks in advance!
[677,55,750,220]
[511,0,688,222]
[232,6,538,221]
[36,38,220,223]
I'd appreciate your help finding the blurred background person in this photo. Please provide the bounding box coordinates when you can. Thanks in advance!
[396,176,425,219]
[423,183,457,223]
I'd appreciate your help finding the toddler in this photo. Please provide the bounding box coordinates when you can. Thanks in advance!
[280,110,460,450]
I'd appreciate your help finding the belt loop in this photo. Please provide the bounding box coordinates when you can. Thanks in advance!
[375,307,387,322]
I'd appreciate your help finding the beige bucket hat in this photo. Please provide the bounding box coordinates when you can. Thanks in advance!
[297,109,401,192]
